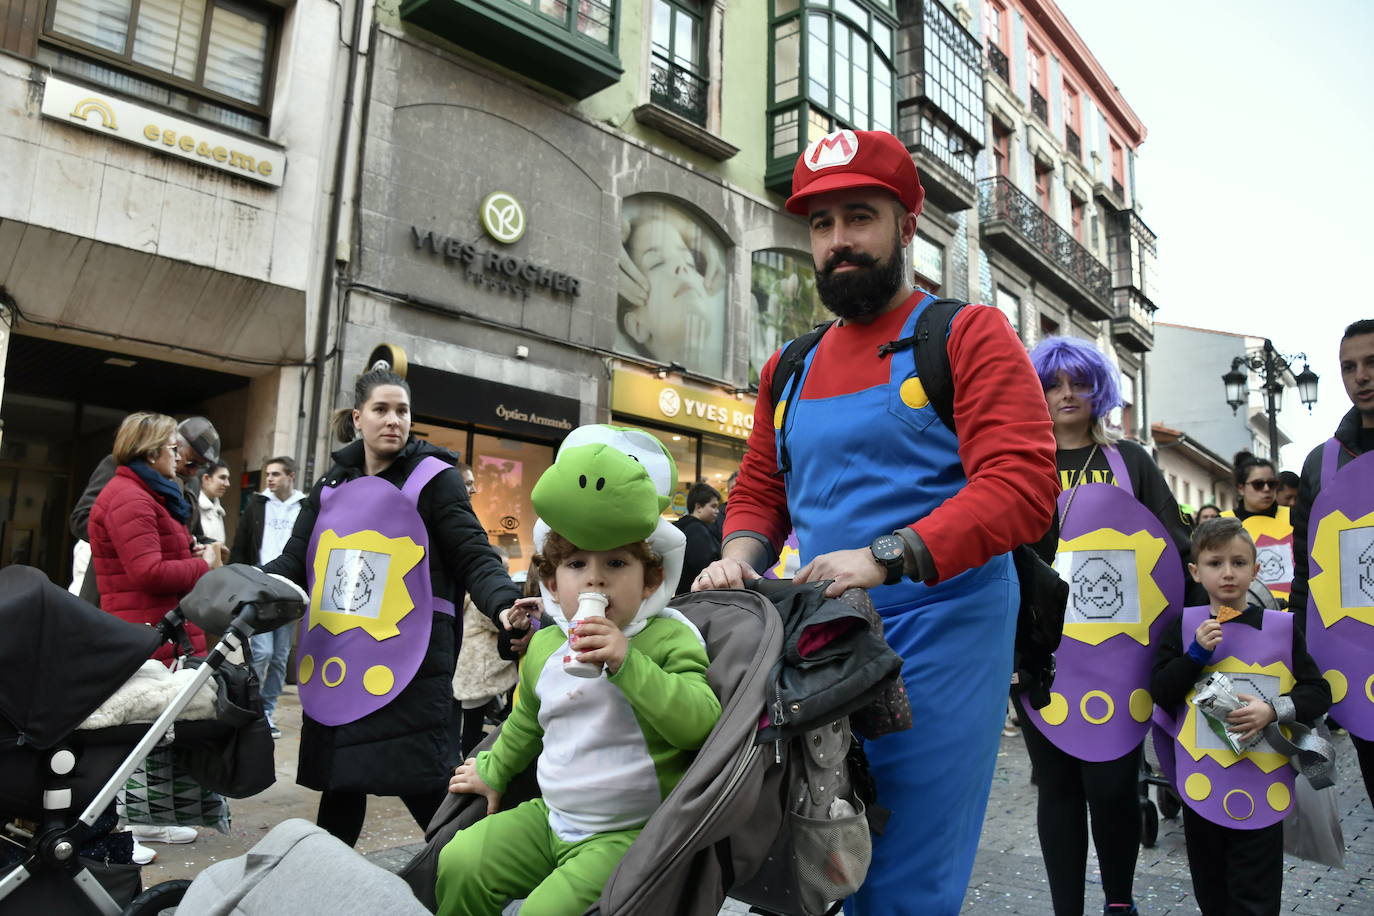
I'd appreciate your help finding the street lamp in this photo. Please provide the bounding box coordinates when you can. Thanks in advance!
[1222,364,1248,413]
[1295,363,1320,409]
[1219,339,1320,465]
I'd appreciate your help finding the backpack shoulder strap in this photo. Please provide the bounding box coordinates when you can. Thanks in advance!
[912,298,969,433]
[768,322,834,407]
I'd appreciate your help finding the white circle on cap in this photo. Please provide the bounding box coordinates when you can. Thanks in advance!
[50,749,76,775]
[803,129,860,171]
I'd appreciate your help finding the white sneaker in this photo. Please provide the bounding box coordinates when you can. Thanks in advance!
[129,824,199,844]
[129,838,157,865]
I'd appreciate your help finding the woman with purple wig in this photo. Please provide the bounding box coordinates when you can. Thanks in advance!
[1018,337,1190,916]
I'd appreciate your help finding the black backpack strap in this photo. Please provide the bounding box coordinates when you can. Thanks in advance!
[910,298,968,433]
[768,321,833,477]
[768,322,833,407]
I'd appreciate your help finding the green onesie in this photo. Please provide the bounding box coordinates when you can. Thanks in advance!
[435,617,719,916]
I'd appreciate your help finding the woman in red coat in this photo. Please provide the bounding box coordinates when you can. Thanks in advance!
[88,411,225,859]
[89,411,221,664]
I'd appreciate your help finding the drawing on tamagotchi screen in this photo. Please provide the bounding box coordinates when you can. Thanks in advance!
[1058,550,1141,624]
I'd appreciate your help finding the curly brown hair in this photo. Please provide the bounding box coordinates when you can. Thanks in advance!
[530,529,664,590]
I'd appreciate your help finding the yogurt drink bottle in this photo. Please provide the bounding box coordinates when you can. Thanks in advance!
[563,591,608,678]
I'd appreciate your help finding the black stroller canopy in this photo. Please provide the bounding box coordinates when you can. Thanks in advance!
[0,566,161,749]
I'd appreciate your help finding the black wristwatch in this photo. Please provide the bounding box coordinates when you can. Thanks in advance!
[870,534,906,586]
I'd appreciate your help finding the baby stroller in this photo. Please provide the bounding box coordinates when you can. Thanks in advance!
[399,579,908,916]
[0,565,306,915]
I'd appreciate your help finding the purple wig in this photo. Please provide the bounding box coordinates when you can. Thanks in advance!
[1028,336,1123,420]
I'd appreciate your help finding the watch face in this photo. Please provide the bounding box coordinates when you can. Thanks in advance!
[872,535,904,562]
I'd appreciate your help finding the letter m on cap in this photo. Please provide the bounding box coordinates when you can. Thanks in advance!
[804,129,859,172]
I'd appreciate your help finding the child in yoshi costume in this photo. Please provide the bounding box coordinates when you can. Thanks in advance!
[435,425,722,916]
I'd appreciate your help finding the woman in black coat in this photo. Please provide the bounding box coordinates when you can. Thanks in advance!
[264,368,522,845]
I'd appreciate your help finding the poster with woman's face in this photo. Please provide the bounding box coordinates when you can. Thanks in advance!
[617,196,728,379]
[749,250,827,385]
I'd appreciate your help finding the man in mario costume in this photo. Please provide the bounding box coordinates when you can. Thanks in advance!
[694,129,1059,914]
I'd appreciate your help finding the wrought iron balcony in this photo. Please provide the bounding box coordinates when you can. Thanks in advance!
[1030,87,1048,124]
[978,176,1112,320]
[988,43,1009,82]
[1111,285,1155,353]
[1065,126,1081,160]
[649,54,707,126]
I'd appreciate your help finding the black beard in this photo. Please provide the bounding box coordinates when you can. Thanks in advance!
[814,240,905,321]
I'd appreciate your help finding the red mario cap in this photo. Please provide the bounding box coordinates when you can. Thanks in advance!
[786,129,925,217]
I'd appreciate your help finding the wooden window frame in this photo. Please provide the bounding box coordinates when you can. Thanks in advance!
[41,0,281,123]
[982,0,1005,52]
[992,120,1011,178]
[1026,39,1046,97]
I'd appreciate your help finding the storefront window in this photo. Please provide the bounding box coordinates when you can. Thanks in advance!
[469,433,556,576]
[413,420,557,577]
[617,195,730,379]
[700,435,746,502]
[611,418,745,521]
[750,249,827,386]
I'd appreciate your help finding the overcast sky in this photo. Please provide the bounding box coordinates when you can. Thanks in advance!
[1053,0,1374,469]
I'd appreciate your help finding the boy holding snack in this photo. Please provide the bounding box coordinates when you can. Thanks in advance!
[1152,517,1331,914]
[435,427,722,916]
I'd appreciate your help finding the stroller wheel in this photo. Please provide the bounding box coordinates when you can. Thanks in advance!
[1156,784,1181,820]
[121,878,191,916]
[1139,798,1159,849]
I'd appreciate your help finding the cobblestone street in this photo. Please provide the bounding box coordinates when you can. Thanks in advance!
[144,690,1374,913]
[963,729,1374,913]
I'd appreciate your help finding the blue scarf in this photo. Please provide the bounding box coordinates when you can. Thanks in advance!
[128,461,191,524]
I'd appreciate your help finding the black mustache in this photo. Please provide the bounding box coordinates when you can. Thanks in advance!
[821,251,878,275]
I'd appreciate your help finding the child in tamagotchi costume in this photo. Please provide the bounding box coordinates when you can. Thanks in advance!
[435,426,722,916]
[1152,518,1331,915]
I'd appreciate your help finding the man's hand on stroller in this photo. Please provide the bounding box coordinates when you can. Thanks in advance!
[450,758,502,815]
[570,616,628,674]
[795,548,885,597]
[692,557,761,592]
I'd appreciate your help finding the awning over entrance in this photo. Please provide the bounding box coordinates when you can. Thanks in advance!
[0,219,306,370]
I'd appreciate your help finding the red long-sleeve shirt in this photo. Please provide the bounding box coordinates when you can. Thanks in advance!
[725,296,1058,583]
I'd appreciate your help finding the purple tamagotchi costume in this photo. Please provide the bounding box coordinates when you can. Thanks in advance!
[298,456,455,726]
[1020,445,1183,761]
[1162,606,1297,830]
[1303,443,1374,739]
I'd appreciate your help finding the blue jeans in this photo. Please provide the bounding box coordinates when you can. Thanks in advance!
[251,626,293,721]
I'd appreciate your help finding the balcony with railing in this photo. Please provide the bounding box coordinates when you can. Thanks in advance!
[1029,87,1048,124]
[987,43,1009,82]
[649,55,707,125]
[1065,126,1081,160]
[1112,286,1155,352]
[635,50,736,160]
[978,176,1112,320]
